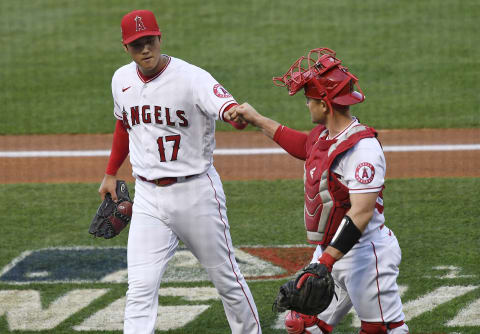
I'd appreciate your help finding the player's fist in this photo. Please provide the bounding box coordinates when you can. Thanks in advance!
[99,174,118,201]
[224,105,245,123]
[234,102,263,127]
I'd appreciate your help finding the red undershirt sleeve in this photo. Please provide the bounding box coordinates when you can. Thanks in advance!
[105,120,130,176]
[222,103,247,130]
[273,125,308,161]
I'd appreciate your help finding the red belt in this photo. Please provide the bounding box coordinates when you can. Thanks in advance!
[138,174,198,187]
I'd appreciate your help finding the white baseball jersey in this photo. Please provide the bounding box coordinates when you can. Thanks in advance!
[111,55,236,180]
[112,56,261,334]
[329,118,386,243]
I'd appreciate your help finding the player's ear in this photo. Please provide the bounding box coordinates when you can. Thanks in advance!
[320,100,329,114]
[123,44,129,53]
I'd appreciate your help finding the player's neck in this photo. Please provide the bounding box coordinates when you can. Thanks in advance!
[138,54,168,79]
[326,113,354,139]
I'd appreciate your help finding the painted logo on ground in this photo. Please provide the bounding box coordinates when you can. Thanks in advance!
[0,246,314,284]
[0,247,479,332]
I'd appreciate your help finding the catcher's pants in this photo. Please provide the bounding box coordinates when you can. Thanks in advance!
[311,226,409,333]
[124,166,261,334]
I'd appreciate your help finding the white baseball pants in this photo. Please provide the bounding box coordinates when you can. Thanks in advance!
[124,166,261,334]
[311,226,409,333]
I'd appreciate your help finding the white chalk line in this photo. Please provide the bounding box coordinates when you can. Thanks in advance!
[1,144,480,158]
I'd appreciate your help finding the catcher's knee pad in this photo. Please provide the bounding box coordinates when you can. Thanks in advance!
[285,311,331,334]
[359,321,407,334]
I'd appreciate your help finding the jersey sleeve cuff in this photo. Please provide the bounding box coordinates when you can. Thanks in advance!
[218,100,237,121]
[348,186,384,194]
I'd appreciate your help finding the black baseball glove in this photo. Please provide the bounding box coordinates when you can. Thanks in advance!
[272,262,335,316]
[89,180,133,239]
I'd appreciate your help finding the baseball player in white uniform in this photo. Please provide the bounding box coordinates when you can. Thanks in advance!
[226,48,409,333]
[98,10,261,334]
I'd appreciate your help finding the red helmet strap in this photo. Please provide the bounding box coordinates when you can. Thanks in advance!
[308,78,334,115]
[310,77,327,98]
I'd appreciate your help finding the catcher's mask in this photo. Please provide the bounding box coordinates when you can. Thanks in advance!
[273,48,365,112]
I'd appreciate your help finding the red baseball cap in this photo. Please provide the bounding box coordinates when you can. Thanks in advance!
[121,10,161,45]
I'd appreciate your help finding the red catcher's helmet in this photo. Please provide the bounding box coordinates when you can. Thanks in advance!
[273,48,365,110]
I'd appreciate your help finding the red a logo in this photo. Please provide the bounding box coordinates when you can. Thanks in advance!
[362,167,369,179]
[135,16,146,32]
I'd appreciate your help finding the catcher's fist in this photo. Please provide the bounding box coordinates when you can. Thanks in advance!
[233,103,263,127]
[224,105,246,123]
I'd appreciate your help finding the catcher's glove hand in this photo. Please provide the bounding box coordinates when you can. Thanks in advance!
[273,262,334,316]
[89,180,133,239]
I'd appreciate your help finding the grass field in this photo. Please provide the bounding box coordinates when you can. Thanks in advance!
[1,0,479,333]
[0,179,479,333]
[1,0,479,134]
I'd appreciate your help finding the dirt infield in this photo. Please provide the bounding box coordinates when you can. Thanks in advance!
[0,128,479,184]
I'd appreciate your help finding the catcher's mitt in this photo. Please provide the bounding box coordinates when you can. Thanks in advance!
[273,262,335,316]
[89,180,133,239]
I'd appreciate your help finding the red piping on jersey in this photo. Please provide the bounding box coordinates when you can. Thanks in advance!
[371,241,385,323]
[349,185,384,191]
[136,55,171,83]
[326,118,357,140]
[207,173,261,332]
[375,202,384,214]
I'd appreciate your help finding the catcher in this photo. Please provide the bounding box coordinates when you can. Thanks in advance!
[226,48,409,333]
[89,180,133,239]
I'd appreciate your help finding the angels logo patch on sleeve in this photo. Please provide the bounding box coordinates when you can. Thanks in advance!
[213,84,232,98]
[355,162,375,184]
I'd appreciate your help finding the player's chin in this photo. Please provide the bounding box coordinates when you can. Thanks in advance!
[140,56,157,70]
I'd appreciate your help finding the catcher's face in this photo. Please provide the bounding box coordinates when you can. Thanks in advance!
[124,35,164,76]
[306,97,328,124]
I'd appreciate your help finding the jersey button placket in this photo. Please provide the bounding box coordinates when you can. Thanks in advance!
[139,85,153,171]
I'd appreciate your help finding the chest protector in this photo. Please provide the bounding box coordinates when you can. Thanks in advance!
[304,124,377,245]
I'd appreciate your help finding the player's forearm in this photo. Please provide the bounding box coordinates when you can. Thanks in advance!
[322,246,344,261]
[105,120,130,176]
[320,193,378,264]
[321,211,372,261]
[227,103,280,138]
[318,215,363,269]
[252,115,281,139]
[319,194,379,265]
